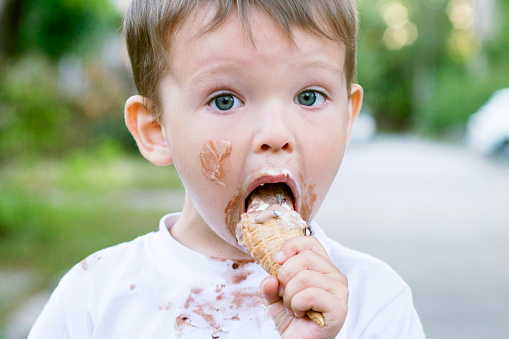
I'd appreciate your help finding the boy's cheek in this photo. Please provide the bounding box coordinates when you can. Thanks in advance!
[175,137,240,242]
[199,139,232,187]
[224,189,245,242]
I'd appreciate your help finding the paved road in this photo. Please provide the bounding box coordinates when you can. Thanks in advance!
[315,135,509,339]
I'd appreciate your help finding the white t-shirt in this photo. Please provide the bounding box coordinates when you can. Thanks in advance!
[29,213,425,338]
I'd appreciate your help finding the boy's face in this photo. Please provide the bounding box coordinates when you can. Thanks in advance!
[129,7,362,254]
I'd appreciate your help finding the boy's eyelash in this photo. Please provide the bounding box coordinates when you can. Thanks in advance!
[210,91,234,100]
[303,89,330,99]
[208,90,240,102]
[207,91,244,112]
[315,90,330,100]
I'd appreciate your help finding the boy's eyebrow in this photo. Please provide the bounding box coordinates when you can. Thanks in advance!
[189,61,344,86]
[190,64,242,87]
[305,61,345,81]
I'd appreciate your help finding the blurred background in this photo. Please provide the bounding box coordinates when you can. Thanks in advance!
[0,0,507,338]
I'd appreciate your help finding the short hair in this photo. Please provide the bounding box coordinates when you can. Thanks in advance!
[124,0,359,119]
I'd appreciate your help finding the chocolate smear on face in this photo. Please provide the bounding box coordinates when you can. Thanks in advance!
[225,190,244,239]
[299,182,317,223]
[200,139,232,186]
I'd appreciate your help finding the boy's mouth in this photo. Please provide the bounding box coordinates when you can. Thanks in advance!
[225,170,302,242]
[242,169,300,215]
[245,182,295,213]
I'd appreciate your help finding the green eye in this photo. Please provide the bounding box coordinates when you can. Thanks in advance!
[295,91,325,106]
[210,94,242,111]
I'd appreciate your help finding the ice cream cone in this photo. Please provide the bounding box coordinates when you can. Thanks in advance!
[238,210,325,327]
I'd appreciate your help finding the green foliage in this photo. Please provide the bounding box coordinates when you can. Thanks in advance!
[16,0,120,59]
[0,52,133,161]
[0,54,73,160]
[0,150,183,274]
[0,0,130,161]
[0,1,176,331]
[357,0,509,135]
[0,182,166,291]
[1,143,183,195]
[427,68,491,134]
[0,174,173,332]
[57,141,184,191]
[0,187,53,247]
[358,0,449,131]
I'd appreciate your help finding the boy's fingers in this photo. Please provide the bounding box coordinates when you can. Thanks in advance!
[291,287,325,318]
[260,275,281,305]
[281,269,348,312]
[276,236,330,265]
[277,247,347,288]
[291,287,347,329]
[279,248,342,275]
[261,276,296,334]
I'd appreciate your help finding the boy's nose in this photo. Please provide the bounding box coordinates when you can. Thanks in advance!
[253,108,295,154]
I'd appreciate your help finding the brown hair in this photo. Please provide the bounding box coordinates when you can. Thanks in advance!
[124,0,359,119]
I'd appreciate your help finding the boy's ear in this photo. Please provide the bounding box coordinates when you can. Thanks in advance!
[346,84,364,145]
[124,95,173,166]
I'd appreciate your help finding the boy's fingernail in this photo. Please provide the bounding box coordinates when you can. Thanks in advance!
[278,285,284,297]
[275,251,285,263]
[286,308,294,317]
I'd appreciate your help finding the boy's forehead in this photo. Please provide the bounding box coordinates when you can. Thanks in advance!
[167,6,346,77]
[173,6,277,50]
[173,6,248,46]
[173,4,348,50]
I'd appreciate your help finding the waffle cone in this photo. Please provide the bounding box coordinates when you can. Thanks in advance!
[239,213,325,327]
[239,213,303,276]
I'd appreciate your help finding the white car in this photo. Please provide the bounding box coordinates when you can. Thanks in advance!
[466,88,509,157]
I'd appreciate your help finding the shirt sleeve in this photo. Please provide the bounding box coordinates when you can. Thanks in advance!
[357,286,425,339]
[28,267,93,339]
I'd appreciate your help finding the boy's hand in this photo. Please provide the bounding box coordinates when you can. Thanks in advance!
[261,236,348,339]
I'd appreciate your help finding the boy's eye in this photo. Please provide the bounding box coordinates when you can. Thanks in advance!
[295,91,325,106]
[210,94,243,111]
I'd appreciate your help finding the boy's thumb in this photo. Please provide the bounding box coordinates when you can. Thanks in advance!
[260,275,281,305]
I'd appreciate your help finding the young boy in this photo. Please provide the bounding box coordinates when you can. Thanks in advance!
[30,0,425,338]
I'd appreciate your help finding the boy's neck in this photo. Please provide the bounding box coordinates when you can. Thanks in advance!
[169,195,252,260]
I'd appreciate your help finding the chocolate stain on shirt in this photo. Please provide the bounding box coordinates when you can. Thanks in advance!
[232,290,264,309]
[230,266,253,284]
[209,257,256,285]
[80,254,102,271]
[174,283,266,337]
[184,288,202,309]
[175,314,195,336]
[200,139,232,186]
[215,284,226,293]
[159,301,172,311]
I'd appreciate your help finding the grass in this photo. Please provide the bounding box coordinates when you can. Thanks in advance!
[0,143,184,332]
